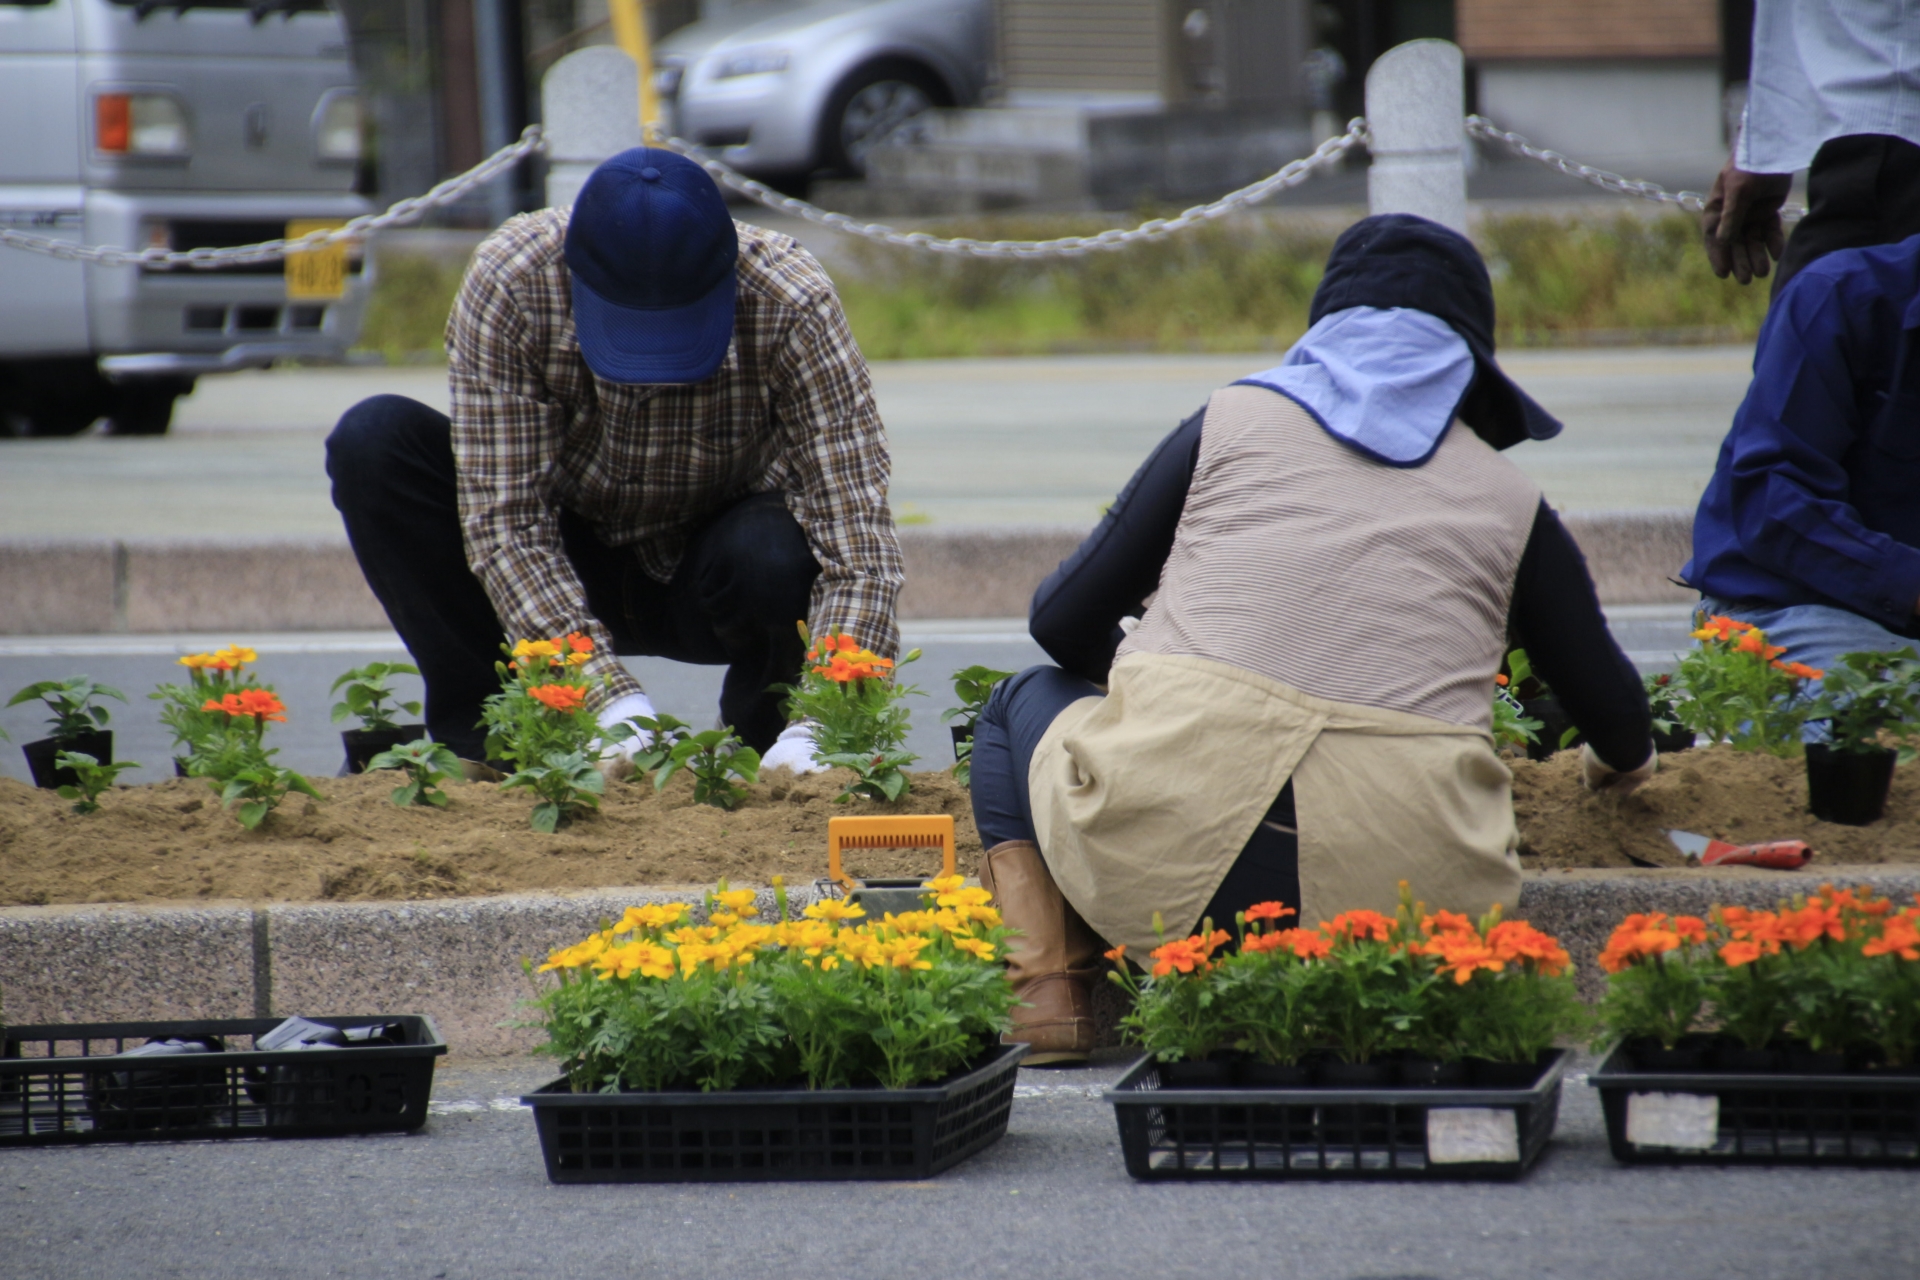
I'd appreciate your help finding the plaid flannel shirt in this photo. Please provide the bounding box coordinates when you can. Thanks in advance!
[447,210,903,707]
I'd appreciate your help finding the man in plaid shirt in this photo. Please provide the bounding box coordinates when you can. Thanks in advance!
[326,148,902,768]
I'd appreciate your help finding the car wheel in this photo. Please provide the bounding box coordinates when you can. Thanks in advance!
[0,358,112,437]
[819,59,949,177]
[104,377,195,436]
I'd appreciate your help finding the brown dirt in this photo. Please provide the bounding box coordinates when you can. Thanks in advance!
[0,769,981,907]
[6,746,1912,907]
[1512,744,1920,870]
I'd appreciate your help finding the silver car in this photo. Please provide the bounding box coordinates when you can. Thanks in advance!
[655,0,993,179]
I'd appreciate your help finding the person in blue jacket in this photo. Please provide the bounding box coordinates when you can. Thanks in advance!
[1684,232,1920,675]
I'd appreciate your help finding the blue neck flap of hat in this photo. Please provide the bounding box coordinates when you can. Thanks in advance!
[1233,306,1474,467]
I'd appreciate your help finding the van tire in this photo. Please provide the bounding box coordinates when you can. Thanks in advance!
[105,377,195,436]
[0,358,112,437]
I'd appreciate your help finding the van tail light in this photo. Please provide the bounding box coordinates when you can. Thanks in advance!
[94,92,191,157]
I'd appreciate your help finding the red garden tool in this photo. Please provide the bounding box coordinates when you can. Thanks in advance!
[1665,829,1814,870]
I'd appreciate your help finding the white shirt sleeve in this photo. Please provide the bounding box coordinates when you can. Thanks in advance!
[1738,0,1920,174]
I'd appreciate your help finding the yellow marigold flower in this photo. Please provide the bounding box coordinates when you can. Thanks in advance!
[710,911,739,928]
[926,874,966,895]
[803,898,866,922]
[213,645,257,668]
[882,910,939,935]
[936,885,994,910]
[537,932,610,972]
[616,903,691,933]
[676,943,715,975]
[666,925,720,945]
[565,651,592,666]
[177,652,218,670]
[963,905,1002,927]
[880,936,934,970]
[952,935,996,961]
[713,888,760,916]
[512,638,561,660]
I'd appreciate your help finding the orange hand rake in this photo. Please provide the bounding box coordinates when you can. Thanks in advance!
[826,815,957,915]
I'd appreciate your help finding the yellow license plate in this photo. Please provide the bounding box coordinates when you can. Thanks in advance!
[285,219,348,300]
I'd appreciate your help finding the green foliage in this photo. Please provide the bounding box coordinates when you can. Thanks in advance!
[354,252,464,364]
[526,881,1016,1092]
[1491,685,1542,751]
[655,727,761,810]
[329,661,422,732]
[366,737,462,808]
[8,677,126,741]
[944,665,1012,788]
[501,749,605,833]
[1809,648,1920,758]
[1671,617,1818,756]
[624,712,693,777]
[1645,670,1687,738]
[817,748,918,803]
[51,751,141,814]
[218,761,324,831]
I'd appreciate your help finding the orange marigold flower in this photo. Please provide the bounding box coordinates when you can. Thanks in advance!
[1719,940,1764,967]
[1104,944,1128,964]
[1772,660,1823,681]
[1485,920,1572,974]
[1243,901,1295,923]
[1597,913,1695,973]
[1424,934,1506,985]
[1241,931,1287,954]
[564,631,594,654]
[1271,928,1333,960]
[203,690,287,723]
[528,683,587,713]
[1494,673,1509,686]
[1673,915,1709,944]
[1421,909,1477,937]
[1690,614,1754,642]
[1777,902,1846,947]
[1864,914,1920,961]
[1323,909,1395,944]
[1733,630,1786,661]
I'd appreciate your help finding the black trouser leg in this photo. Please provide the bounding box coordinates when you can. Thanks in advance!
[326,396,821,758]
[1774,135,1920,297]
[326,395,506,759]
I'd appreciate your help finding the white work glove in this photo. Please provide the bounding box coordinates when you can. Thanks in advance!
[759,721,829,775]
[1582,742,1658,797]
[595,691,657,763]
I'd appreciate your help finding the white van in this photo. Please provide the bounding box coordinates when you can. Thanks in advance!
[0,0,372,435]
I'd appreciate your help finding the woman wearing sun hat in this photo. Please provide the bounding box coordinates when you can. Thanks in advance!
[969,214,1657,1063]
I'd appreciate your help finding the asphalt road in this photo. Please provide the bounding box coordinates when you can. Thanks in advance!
[0,348,1751,540]
[1,1051,1913,1280]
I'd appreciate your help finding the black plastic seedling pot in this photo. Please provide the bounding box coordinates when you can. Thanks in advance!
[950,722,973,762]
[1591,1038,1920,1165]
[0,1016,445,1145]
[22,730,113,790]
[341,725,425,774]
[1106,1049,1571,1181]
[521,1043,1025,1183]
[1805,743,1896,826]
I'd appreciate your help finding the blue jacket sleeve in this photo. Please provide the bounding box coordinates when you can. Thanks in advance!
[1723,276,1920,628]
[1028,408,1203,682]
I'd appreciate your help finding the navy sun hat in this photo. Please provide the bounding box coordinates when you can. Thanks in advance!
[1310,213,1561,450]
[564,147,739,385]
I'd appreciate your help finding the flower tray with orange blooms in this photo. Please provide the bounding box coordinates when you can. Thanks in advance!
[1588,885,1920,1166]
[1100,888,1585,1180]
[518,877,1025,1183]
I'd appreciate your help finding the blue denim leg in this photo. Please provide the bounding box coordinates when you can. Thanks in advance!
[968,665,1104,847]
[1699,596,1920,740]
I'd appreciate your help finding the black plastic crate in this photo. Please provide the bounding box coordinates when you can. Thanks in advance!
[0,1016,445,1146]
[1105,1050,1571,1181]
[521,1043,1025,1183]
[1591,1043,1920,1166]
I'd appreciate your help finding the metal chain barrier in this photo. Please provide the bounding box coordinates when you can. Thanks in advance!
[650,119,1369,258]
[0,112,1802,267]
[1465,114,1806,224]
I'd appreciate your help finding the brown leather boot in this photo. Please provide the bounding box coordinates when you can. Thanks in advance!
[979,839,1100,1065]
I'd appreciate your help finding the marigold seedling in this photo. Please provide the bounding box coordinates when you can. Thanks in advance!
[8,676,126,741]
[330,661,422,732]
[367,738,461,808]
[52,751,141,814]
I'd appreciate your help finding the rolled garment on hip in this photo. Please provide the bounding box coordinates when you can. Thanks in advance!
[1027,651,1519,956]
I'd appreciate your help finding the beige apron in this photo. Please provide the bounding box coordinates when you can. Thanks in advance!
[1028,650,1521,956]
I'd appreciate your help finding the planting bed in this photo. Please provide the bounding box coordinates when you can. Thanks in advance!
[0,769,980,907]
[4,743,1914,908]
[1512,745,1920,870]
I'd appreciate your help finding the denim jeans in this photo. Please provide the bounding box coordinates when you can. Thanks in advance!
[1699,596,1920,741]
[970,663,1300,925]
[325,394,820,758]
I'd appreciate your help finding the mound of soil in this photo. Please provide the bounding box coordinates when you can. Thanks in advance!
[1512,744,1920,870]
[5,746,1912,907]
[0,769,981,907]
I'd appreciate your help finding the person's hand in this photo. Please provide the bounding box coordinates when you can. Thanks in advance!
[594,691,657,764]
[1581,742,1658,797]
[760,721,828,775]
[1701,159,1793,285]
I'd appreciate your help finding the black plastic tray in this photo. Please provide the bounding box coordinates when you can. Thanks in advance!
[1590,1043,1920,1165]
[521,1043,1025,1183]
[1105,1049,1571,1181]
[0,1016,445,1146]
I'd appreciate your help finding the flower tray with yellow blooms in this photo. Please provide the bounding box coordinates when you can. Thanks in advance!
[1102,889,1581,1181]
[518,877,1025,1183]
[1589,886,1920,1166]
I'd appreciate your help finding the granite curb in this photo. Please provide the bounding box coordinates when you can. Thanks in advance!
[0,511,1692,635]
[6,868,1916,1054]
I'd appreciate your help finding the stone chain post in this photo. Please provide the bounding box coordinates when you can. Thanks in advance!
[1365,39,1468,235]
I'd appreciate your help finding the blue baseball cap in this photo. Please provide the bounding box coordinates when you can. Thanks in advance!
[564,148,739,385]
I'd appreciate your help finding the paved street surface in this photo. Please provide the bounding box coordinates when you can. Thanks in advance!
[1,1052,1912,1280]
[0,348,1751,539]
[0,607,1693,787]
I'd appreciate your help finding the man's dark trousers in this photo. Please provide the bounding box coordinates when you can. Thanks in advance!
[1775,135,1920,297]
[325,394,820,760]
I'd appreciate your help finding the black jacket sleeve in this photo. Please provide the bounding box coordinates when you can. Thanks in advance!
[1509,501,1654,772]
[1028,407,1203,682]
